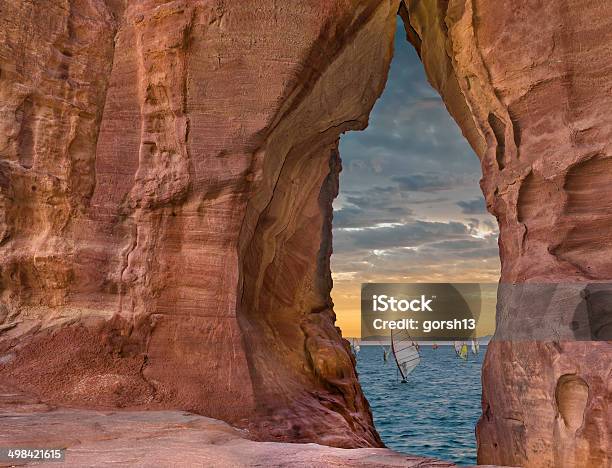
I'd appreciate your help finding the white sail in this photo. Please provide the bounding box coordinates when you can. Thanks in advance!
[471,339,479,355]
[454,341,462,355]
[391,329,421,381]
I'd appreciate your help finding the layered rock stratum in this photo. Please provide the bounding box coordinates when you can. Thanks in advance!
[0,1,610,467]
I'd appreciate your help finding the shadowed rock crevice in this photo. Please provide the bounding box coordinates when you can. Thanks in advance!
[487,112,506,170]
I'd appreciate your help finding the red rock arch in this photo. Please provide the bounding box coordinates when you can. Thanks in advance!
[0,1,610,466]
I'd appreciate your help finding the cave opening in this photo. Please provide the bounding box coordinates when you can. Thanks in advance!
[330,15,500,466]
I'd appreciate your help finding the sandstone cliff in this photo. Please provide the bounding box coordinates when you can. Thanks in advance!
[0,0,399,448]
[0,1,610,467]
[401,1,612,466]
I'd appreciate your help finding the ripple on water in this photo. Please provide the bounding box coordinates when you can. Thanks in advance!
[356,345,485,466]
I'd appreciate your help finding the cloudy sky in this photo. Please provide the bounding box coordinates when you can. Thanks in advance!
[331,19,500,337]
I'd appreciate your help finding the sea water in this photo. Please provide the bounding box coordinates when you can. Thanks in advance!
[356,344,484,466]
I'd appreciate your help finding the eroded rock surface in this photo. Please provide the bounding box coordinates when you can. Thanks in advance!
[0,0,400,447]
[401,1,612,466]
[0,385,458,468]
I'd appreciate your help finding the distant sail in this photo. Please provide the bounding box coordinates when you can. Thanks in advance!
[454,341,462,355]
[376,339,390,363]
[383,347,390,362]
[459,343,468,360]
[471,339,480,355]
[391,329,421,381]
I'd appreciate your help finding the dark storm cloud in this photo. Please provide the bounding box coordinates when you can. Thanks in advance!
[333,185,415,228]
[344,185,399,209]
[392,173,468,192]
[332,234,499,277]
[331,234,500,282]
[457,197,487,214]
[334,205,412,229]
[421,237,499,259]
[429,239,491,251]
[341,220,470,250]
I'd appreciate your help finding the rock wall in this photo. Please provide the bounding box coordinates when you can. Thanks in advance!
[0,0,610,466]
[401,0,611,466]
[0,0,400,447]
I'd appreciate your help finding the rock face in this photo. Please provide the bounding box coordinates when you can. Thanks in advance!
[400,1,612,467]
[0,384,457,468]
[0,0,610,466]
[0,0,399,448]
